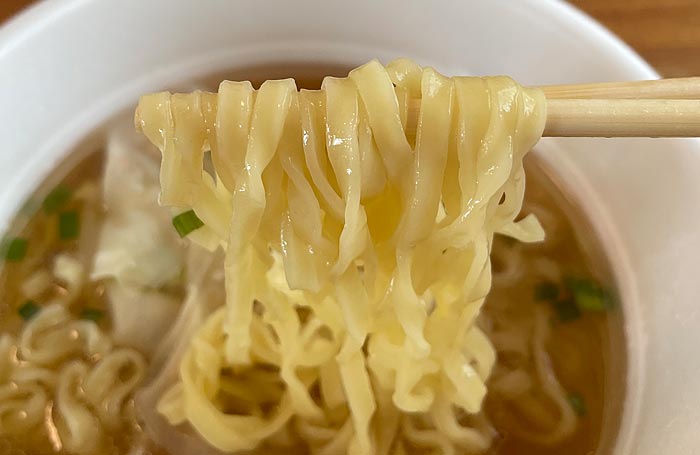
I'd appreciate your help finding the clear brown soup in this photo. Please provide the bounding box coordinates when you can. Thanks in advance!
[484,161,626,454]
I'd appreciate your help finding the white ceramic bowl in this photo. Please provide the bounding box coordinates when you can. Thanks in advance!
[1,0,699,453]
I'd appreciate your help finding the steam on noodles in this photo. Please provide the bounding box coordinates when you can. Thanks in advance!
[135,59,547,454]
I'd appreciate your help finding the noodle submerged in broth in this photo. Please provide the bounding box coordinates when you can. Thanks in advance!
[0,59,623,455]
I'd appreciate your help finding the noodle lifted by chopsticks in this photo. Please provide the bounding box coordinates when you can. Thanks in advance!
[135,58,546,454]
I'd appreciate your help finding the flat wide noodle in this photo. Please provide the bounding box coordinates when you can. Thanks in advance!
[136,59,546,454]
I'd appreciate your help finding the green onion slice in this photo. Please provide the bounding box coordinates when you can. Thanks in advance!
[43,185,72,214]
[1,237,28,261]
[80,307,104,322]
[58,210,80,240]
[172,210,204,238]
[18,300,41,320]
[565,277,614,312]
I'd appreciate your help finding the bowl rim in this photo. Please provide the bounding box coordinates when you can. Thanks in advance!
[1,1,699,454]
[0,0,657,82]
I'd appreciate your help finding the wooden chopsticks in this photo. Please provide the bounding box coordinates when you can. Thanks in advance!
[538,77,700,100]
[406,77,700,138]
[540,77,700,137]
[544,99,700,137]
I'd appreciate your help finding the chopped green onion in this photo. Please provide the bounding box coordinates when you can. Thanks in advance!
[1,237,28,261]
[80,307,104,322]
[58,210,80,240]
[568,392,587,416]
[534,281,559,302]
[565,276,614,312]
[18,300,41,320]
[553,298,581,322]
[43,185,72,214]
[172,210,204,238]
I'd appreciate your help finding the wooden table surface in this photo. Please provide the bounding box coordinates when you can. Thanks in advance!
[1,0,699,77]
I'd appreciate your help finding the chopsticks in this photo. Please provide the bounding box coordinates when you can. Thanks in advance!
[541,77,700,137]
[406,77,700,138]
[538,77,700,100]
[544,99,700,137]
